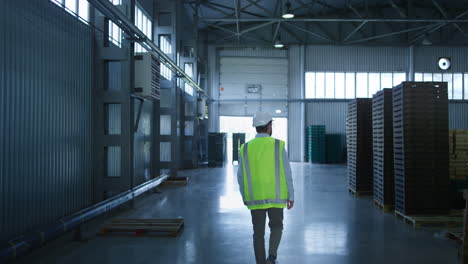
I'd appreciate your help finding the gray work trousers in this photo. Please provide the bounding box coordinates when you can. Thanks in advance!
[251,208,284,264]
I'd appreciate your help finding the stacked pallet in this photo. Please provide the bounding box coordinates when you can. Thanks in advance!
[306,125,326,163]
[347,99,373,194]
[393,82,449,215]
[372,89,394,207]
[449,130,468,179]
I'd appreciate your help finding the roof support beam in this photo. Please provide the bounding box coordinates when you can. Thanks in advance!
[347,23,437,44]
[387,0,407,18]
[431,0,468,40]
[284,22,334,42]
[200,18,468,23]
[343,21,368,42]
[410,9,468,44]
[234,0,240,43]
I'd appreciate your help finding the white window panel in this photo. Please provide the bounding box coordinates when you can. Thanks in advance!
[423,73,433,82]
[356,73,368,98]
[393,72,406,87]
[316,72,325,99]
[109,21,121,47]
[65,0,76,14]
[305,72,315,99]
[51,0,63,6]
[335,73,345,99]
[433,73,442,82]
[381,73,393,89]
[78,0,89,22]
[161,64,172,81]
[345,73,355,99]
[369,73,380,97]
[415,73,423,82]
[454,73,463,99]
[465,74,468,99]
[325,72,334,99]
[443,73,453,99]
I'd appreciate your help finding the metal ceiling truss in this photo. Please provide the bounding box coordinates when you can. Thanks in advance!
[184,0,468,45]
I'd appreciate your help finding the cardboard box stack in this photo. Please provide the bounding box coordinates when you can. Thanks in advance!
[449,130,468,179]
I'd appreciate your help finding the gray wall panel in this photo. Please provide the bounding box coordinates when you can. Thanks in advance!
[219,47,287,58]
[0,0,93,243]
[305,46,409,72]
[306,102,348,134]
[449,102,468,129]
[415,47,468,73]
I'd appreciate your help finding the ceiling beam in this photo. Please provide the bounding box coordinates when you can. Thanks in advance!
[343,21,368,42]
[200,18,468,23]
[431,0,468,40]
[284,22,334,42]
[234,0,240,43]
[347,23,437,44]
[387,0,407,18]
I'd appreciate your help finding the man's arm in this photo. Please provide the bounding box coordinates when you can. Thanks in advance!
[283,148,294,202]
[237,158,245,201]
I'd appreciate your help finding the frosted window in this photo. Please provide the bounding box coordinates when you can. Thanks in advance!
[160,142,171,162]
[345,73,355,99]
[443,73,453,99]
[325,72,335,98]
[160,115,171,135]
[160,35,172,54]
[78,0,89,22]
[335,73,345,99]
[393,72,406,86]
[315,72,325,99]
[184,63,194,96]
[106,146,121,177]
[161,64,172,81]
[369,73,380,97]
[415,73,423,82]
[51,0,63,6]
[109,21,122,47]
[454,73,463,99]
[356,73,368,98]
[433,73,442,82]
[305,72,315,98]
[381,73,393,89]
[423,73,433,82]
[65,0,76,14]
[465,74,468,99]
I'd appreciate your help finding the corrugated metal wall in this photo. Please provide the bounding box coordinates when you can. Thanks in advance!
[305,46,409,72]
[288,45,305,161]
[415,47,468,72]
[449,102,468,129]
[0,0,94,243]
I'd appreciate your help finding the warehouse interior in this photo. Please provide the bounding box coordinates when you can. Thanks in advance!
[1,0,468,263]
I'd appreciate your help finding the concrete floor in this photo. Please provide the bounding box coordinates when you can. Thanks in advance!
[17,163,459,264]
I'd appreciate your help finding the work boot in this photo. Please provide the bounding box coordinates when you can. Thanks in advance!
[266,256,278,264]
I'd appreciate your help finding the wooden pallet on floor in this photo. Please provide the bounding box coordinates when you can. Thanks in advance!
[348,188,372,197]
[373,200,395,212]
[163,177,188,186]
[444,228,464,244]
[100,218,184,237]
[395,210,464,229]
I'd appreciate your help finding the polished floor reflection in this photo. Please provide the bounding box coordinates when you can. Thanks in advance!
[17,163,458,264]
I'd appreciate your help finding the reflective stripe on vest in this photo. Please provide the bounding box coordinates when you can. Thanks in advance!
[243,139,285,204]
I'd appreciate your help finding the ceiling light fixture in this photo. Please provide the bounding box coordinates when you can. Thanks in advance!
[282,1,294,19]
[274,39,284,48]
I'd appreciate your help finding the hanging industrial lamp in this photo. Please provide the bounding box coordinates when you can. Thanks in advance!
[282,1,294,19]
[274,38,284,48]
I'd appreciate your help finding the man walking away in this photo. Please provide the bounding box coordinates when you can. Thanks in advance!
[237,112,295,264]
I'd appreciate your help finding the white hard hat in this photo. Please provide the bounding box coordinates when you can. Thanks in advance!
[253,112,273,127]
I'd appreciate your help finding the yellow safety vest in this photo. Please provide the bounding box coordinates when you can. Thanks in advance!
[240,137,288,210]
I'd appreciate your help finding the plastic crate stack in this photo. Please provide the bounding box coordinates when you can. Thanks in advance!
[326,134,342,163]
[372,89,394,207]
[347,99,373,194]
[307,125,326,163]
[393,82,449,215]
[208,133,227,167]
